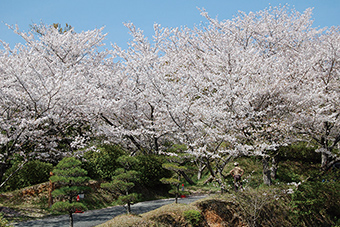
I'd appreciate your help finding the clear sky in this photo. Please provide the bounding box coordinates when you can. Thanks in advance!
[0,0,339,49]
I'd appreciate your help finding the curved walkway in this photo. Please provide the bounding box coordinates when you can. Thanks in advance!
[13,195,207,227]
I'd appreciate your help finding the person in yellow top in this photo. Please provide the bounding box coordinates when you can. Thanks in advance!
[229,162,244,191]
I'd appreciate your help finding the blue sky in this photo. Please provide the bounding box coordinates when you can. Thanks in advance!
[1,0,339,49]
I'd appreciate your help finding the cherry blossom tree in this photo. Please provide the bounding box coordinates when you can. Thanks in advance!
[193,5,339,178]
[290,26,340,170]
[158,5,329,185]
[0,24,107,184]
[97,23,185,155]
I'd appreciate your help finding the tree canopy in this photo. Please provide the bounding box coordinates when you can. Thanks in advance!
[0,5,339,187]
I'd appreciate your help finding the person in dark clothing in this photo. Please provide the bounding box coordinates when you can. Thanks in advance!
[229,162,244,191]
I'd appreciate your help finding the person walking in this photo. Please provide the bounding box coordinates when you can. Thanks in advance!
[229,162,244,191]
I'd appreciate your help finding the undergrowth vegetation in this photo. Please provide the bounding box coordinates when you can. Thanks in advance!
[0,143,339,226]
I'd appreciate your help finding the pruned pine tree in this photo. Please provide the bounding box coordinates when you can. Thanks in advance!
[50,157,90,227]
[101,155,140,214]
[161,161,189,204]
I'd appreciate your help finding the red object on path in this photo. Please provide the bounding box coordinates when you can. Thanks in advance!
[180,195,186,198]
[75,195,84,213]
[74,208,84,213]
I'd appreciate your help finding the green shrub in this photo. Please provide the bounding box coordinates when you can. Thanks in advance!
[136,155,172,187]
[4,160,53,191]
[279,142,320,163]
[277,167,301,183]
[184,209,202,226]
[82,144,125,180]
[291,172,340,226]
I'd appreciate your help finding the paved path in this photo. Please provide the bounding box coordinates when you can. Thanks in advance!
[13,195,207,227]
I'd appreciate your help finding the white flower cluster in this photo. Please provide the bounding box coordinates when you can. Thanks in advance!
[70,136,86,149]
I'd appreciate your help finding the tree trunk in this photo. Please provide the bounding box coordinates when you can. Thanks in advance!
[203,175,213,185]
[262,156,271,185]
[197,169,202,180]
[270,155,278,180]
[176,175,182,203]
[127,202,131,214]
[214,177,225,194]
[197,162,206,180]
[179,170,195,185]
[69,212,73,227]
[175,179,179,204]
[205,158,215,178]
[48,172,54,207]
[216,154,233,180]
[321,152,330,170]
[0,164,5,186]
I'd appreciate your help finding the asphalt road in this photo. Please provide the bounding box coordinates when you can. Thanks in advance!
[13,195,207,227]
